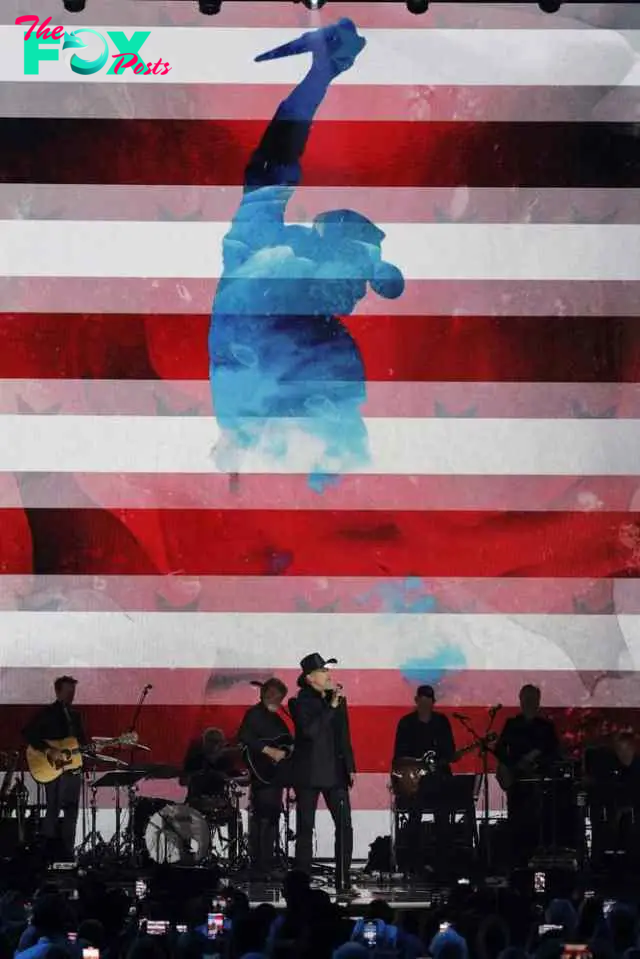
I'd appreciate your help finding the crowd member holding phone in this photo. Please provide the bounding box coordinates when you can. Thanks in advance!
[16,894,75,959]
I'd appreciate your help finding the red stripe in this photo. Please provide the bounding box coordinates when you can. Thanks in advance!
[3,84,636,124]
[1,704,636,775]
[1,120,637,188]
[3,667,640,708]
[6,473,640,511]
[9,507,640,577]
[2,313,640,384]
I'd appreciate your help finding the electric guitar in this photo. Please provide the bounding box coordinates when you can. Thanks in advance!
[496,748,542,791]
[243,734,294,786]
[391,734,497,800]
[26,732,138,785]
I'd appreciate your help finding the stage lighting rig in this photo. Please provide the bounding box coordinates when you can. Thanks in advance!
[298,0,328,9]
[538,0,562,11]
[62,0,86,11]
[198,0,222,13]
[407,0,429,12]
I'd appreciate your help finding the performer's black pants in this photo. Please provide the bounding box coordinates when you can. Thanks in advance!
[294,785,353,889]
[403,784,451,874]
[249,784,283,874]
[44,771,81,860]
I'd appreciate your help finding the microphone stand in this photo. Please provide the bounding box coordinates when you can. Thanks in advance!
[123,684,152,861]
[455,710,500,873]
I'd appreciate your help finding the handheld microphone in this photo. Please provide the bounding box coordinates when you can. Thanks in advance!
[452,711,470,722]
[489,703,503,717]
[144,684,153,691]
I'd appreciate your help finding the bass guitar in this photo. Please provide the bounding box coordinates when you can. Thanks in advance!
[243,734,294,786]
[26,732,138,785]
[391,734,497,801]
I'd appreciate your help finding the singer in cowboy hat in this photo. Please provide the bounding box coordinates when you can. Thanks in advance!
[288,653,356,894]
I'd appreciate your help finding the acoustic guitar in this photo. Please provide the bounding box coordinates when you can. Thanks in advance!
[26,732,138,784]
[243,734,294,786]
[391,734,497,801]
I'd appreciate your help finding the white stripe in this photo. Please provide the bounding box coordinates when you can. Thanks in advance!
[1,185,638,224]
[0,610,637,671]
[2,414,640,475]
[3,221,639,281]
[1,25,636,86]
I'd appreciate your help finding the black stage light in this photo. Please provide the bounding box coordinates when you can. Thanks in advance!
[300,0,327,9]
[198,0,222,14]
[539,0,562,12]
[407,0,429,13]
[62,0,86,11]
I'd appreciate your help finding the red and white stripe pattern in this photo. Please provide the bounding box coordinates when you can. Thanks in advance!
[1,0,640,856]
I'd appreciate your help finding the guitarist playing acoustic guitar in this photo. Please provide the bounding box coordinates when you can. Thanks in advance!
[22,675,88,862]
[238,677,293,878]
[494,683,559,865]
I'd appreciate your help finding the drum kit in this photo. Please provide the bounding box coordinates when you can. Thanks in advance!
[76,735,251,870]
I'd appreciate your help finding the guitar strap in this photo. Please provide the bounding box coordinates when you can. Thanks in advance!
[62,704,73,737]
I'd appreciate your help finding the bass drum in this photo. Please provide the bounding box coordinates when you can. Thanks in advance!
[144,802,210,865]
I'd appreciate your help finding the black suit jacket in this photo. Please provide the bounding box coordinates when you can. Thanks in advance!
[289,685,355,790]
[22,701,87,753]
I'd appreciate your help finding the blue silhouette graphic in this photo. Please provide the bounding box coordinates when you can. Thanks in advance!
[400,646,468,690]
[209,19,404,487]
[356,578,437,615]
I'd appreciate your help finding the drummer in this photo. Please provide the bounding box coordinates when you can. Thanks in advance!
[180,727,237,804]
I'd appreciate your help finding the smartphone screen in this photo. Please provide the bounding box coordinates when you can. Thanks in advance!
[83,949,100,959]
[604,900,615,916]
[540,925,563,936]
[146,921,169,936]
[207,914,224,939]
[440,922,451,932]
[135,879,148,900]
[67,933,77,944]
[534,872,546,894]
[563,946,591,959]
[363,921,377,945]
[176,924,187,934]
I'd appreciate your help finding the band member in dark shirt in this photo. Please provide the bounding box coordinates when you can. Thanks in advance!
[180,727,239,846]
[290,653,355,893]
[589,731,640,863]
[495,684,559,862]
[238,677,292,877]
[393,685,455,874]
[394,684,455,766]
[22,675,88,861]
